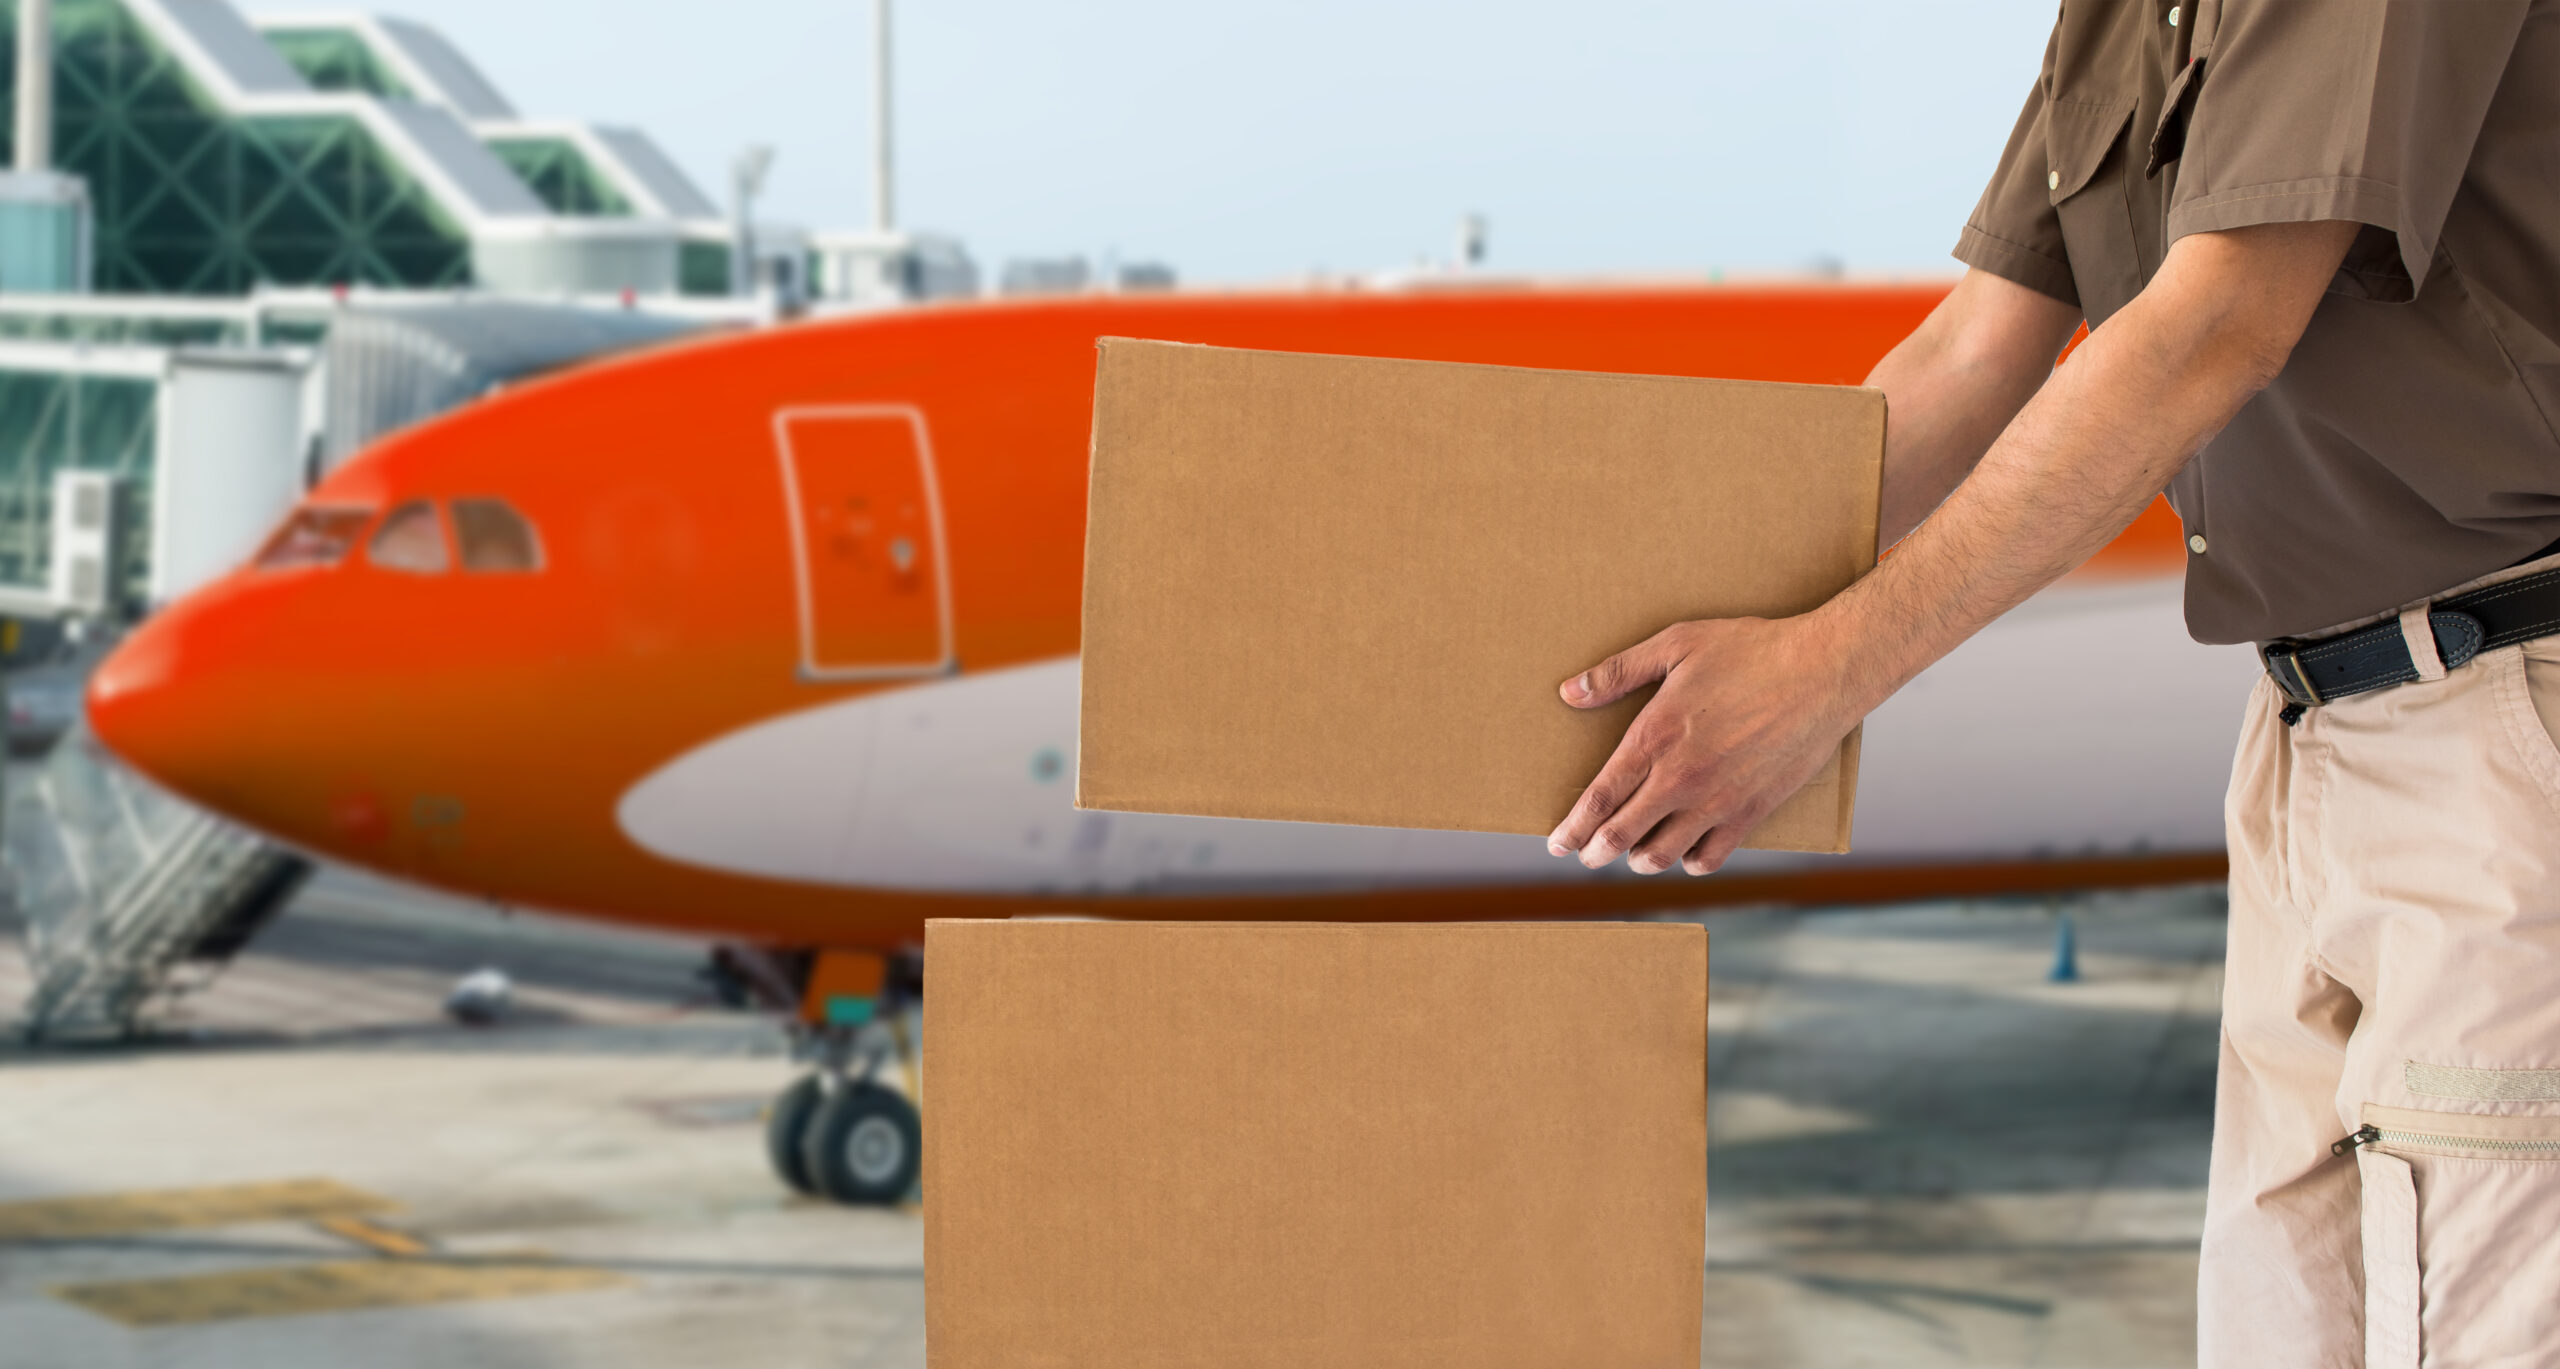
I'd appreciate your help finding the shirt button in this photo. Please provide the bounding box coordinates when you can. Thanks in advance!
[2047,170,2061,191]
[2188,533,2208,554]
[2169,5,2181,25]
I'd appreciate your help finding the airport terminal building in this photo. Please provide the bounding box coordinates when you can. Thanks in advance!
[2,0,727,296]
[0,0,977,625]
[0,0,733,626]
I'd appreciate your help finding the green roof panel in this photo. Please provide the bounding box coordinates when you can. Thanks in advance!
[486,136,633,218]
[260,25,410,98]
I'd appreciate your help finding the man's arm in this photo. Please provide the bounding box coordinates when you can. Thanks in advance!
[1870,270,2083,550]
[1547,218,2361,875]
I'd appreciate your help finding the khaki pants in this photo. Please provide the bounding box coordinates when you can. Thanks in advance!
[2200,555,2560,1368]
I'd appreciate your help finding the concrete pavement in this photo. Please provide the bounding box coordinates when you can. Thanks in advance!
[0,869,2222,1368]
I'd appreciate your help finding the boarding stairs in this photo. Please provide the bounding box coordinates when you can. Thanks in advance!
[8,722,310,1041]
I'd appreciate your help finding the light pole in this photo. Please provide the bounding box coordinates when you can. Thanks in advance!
[15,0,51,172]
[871,0,894,234]
[732,145,775,298]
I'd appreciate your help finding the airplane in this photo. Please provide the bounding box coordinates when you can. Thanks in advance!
[82,280,2255,1205]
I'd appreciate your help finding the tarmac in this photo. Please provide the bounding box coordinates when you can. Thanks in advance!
[0,867,2224,1369]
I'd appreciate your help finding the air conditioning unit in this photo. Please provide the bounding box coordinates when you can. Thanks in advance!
[48,470,119,617]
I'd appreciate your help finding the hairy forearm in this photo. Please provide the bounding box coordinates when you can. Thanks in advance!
[1818,224,2356,714]
[1868,273,2081,550]
[1547,222,2358,875]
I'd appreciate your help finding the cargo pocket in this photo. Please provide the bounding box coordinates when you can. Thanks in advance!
[2343,1103,2560,1367]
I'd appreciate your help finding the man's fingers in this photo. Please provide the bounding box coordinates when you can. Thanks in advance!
[1682,810,1765,877]
[1629,807,1716,876]
[1545,745,1653,857]
[1561,627,1688,709]
[1571,769,1686,870]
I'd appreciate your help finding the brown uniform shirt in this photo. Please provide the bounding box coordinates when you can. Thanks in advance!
[1956,0,2560,645]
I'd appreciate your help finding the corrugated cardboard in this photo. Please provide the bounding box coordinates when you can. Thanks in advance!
[923,919,1708,1369]
[1077,340,1884,853]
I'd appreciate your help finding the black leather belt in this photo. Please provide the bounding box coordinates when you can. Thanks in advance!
[2261,566,2560,723]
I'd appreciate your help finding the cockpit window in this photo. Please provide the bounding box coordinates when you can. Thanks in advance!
[367,500,450,574]
[254,505,375,571]
[451,498,542,573]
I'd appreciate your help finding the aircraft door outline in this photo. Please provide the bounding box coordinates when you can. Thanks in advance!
[772,403,957,681]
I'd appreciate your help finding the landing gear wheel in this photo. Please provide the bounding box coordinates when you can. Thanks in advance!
[801,1082,922,1206]
[766,1074,826,1196]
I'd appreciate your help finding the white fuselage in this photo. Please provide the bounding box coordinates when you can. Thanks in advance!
[619,575,2255,895]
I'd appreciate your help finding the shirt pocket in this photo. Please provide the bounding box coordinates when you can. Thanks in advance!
[2145,58,2203,178]
[2043,94,2141,325]
[2347,1102,2560,1367]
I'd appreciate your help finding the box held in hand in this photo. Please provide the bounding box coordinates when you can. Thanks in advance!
[1076,340,1884,852]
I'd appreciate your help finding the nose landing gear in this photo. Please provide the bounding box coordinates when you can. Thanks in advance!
[801,1077,922,1205]
[766,1028,923,1205]
[763,947,923,1206]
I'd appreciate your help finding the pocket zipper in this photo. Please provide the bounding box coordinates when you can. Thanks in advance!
[2335,1122,2560,1158]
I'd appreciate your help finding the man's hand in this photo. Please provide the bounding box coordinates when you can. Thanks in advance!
[1546,615,1867,875]
[1548,219,2361,873]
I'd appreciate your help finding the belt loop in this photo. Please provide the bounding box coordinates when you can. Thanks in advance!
[2400,605,2447,682]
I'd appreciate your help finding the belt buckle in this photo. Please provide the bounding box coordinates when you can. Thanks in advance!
[2260,641,2324,707]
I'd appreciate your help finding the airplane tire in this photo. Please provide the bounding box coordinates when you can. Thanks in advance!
[766,1074,825,1196]
[801,1082,922,1206]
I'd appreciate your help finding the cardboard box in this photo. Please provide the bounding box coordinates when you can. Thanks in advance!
[1077,340,1884,853]
[924,919,1708,1369]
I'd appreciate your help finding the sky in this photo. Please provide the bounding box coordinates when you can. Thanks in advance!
[250,0,2058,285]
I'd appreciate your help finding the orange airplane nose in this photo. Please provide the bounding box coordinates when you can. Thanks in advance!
[90,580,373,858]
[88,568,352,844]
[86,549,453,868]
[88,590,233,802]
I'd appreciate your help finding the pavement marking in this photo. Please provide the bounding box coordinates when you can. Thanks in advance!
[51,1255,627,1326]
[0,1178,395,1241]
[631,1093,769,1128]
[313,1214,433,1258]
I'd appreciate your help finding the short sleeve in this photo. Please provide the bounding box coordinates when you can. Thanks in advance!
[2167,0,2530,301]
[1953,30,2078,309]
